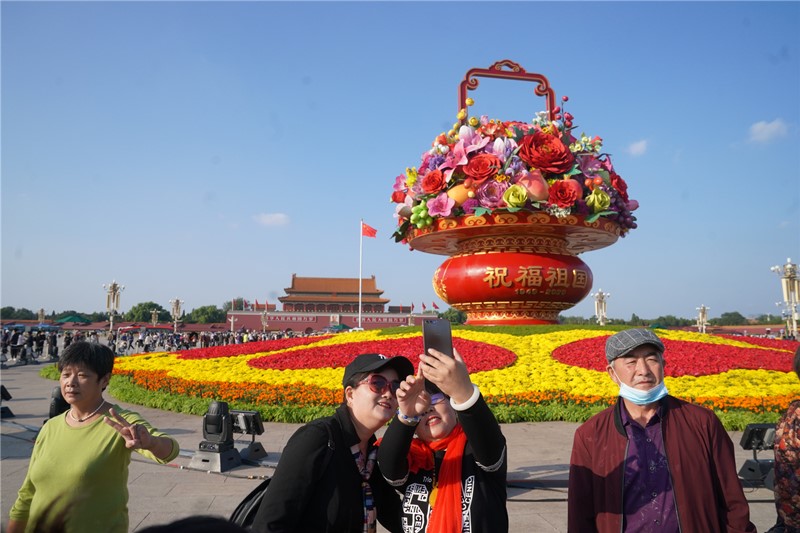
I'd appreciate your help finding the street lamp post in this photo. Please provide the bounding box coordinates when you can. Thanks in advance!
[696,304,710,334]
[228,316,238,333]
[771,258,799,339]
[592,289,609,326]
[169,298,184,334]
[103,281,124,333]
[260,309,269,334]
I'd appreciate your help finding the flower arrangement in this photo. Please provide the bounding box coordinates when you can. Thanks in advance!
[391,97,639,243]
[98,327,800,427]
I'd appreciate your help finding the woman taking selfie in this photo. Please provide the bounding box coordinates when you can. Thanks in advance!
[377,347,508,533]
[252,353,413,533]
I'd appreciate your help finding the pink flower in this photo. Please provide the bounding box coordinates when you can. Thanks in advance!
[426,193,455,217]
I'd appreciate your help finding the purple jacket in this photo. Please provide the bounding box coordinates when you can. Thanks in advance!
[568,395,756,533]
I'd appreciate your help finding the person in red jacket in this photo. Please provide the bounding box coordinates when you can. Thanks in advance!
[568,328,755,533]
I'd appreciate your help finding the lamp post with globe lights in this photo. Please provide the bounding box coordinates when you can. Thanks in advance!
[103,281,124,333]
[592,289,609,326]
[771,258,798,339]
[169,298,184,334]
[260,309,269,334]
[696,305,710,334]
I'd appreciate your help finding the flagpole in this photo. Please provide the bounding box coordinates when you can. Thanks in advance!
[358,220,364,328]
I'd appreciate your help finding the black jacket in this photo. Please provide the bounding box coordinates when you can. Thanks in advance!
[377,394,508,533]
[252,404,401,533]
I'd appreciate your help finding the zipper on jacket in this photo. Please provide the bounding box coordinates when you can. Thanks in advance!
[661,416,683,532]
[620,438,628,533]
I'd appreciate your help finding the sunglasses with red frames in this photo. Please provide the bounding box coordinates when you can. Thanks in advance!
[359,375,401,395]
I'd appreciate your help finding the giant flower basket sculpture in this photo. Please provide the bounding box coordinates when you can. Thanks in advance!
[392,60,639,325]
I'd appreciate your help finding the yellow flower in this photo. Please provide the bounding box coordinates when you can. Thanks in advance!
[405,167,418,187]
[502,184,528,207]
[586,189,611,212]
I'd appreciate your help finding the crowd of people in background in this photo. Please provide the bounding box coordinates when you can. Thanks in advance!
[1,327,314,367]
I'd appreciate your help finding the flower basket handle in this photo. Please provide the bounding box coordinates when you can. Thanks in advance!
[458,60,557,124]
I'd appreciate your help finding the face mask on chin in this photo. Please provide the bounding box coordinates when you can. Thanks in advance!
[612,367,668,405]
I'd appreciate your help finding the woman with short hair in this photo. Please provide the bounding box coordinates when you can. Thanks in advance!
[7,341,179,533]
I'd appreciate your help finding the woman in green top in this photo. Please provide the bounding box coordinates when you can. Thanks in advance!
[7,341,179,533]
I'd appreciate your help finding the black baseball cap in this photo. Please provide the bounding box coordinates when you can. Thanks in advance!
[342,353,414,386]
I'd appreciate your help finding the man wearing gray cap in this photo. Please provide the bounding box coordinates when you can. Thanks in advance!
[567,329,755,533]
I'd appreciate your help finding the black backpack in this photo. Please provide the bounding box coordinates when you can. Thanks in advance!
[230,419,337,529]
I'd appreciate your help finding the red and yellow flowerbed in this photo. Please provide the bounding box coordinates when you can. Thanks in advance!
[108,327,799,427]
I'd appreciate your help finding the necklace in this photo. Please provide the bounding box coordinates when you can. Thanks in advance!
[69,400,107,423]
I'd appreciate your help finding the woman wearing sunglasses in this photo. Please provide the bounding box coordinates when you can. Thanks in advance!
[377,347,508,532]
[252,353,413,533]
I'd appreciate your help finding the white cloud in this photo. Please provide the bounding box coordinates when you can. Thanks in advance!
[749,118,788,143]
[627,140,648,156]
[253,213,290,226]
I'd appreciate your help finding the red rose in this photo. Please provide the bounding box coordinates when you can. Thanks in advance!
[518,131,575,175]
[391,190,406,203]
[610,172,629,202]
[548,179,582,208]
[420,169,446,194]
[462,153,502,184]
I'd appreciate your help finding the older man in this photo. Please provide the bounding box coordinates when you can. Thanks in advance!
[568,329,755,533]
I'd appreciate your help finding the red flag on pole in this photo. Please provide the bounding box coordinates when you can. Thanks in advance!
[422,302,427,311]
[432,302,440,310]
[361,221,378,238]
[411,303,415,313]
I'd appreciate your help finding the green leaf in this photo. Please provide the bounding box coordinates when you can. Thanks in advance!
[473,207,493,217]
[392,221,410,243]
[585,210,617,223]
[566,163,582,176]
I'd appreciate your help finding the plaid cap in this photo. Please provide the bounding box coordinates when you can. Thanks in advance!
[605,329,665,363]
[342,353,414,386]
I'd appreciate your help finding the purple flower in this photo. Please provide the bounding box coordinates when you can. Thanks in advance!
[578,155,602,178]
[427,193,455,217]
[461,198,480,214]
[476,180,509,209]
[428,154,446,170]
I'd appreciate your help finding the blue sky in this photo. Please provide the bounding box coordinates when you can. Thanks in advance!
[2,1,798,321]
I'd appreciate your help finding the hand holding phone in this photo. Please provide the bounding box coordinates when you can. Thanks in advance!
[422,319,453,394]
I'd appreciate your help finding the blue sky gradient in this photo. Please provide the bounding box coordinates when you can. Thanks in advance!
[2,2,798,321]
